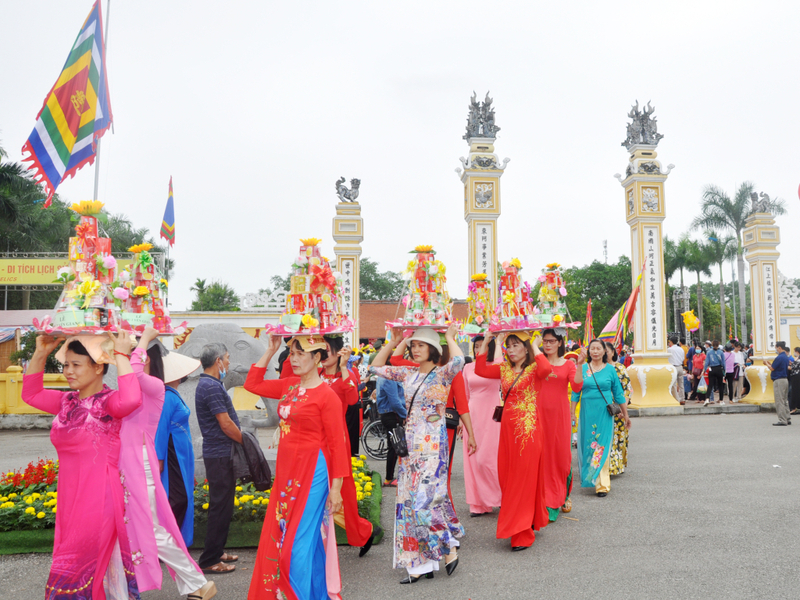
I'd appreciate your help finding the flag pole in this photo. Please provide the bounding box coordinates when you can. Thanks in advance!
[92,0,111,201]
[166,242,170,308]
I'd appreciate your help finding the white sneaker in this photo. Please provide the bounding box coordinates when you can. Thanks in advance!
[703,400,709,406]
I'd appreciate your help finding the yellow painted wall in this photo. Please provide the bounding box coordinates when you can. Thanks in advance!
[0,367,67,415]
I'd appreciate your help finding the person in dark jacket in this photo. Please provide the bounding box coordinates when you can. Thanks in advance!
[375,376,406,486]
[231,431,272,491]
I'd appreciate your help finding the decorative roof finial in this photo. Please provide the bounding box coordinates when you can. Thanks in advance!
[622,100,664,151]
[464,91,501,143]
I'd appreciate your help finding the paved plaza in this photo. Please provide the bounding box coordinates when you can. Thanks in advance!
[1,412,799,600]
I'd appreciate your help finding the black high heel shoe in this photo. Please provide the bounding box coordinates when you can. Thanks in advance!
[359,525,382,558]
[399,572,434,584]
[445,553,459,576]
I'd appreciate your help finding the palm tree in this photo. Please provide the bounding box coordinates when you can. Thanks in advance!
[705,231,737,341]
[98,213,174,276]
[664,235,692,338]
[190,278,207,296]
[693,182,787,344]
[685,239,712,342]
[664,236,677,332]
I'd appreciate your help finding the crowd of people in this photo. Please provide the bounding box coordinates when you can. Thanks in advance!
[20,326,637,599]
[24,324,800,599]
[664,335,800,425]
[325,326,635,588]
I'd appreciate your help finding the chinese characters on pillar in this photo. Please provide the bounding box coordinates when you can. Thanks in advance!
[475,223,493,276]
[764,263,776,352]
[340,258,355,345]
[643,227,663,350]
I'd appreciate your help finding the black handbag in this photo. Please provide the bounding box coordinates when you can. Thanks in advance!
[492,370,525,423]
[388,368,437,458]
[445,406,459,430]
[589,364,622,417]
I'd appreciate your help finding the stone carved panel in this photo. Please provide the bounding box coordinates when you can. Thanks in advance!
[240,291,287,311]
[641,188,659,212]
[779,270,800,313]
[475,183,494,208]
[628,190,635,215]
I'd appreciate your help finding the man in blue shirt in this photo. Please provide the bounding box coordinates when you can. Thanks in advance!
[195,342,242,573]
[767,341,791,426]
[376,377,406,486]
[703,340,726,405]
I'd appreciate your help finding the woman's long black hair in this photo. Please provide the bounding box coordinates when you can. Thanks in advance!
[603,341,618,362]
[146,345,165,382]
[324,335,344,373]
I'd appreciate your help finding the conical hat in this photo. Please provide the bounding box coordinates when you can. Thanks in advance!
[162,351,201,383]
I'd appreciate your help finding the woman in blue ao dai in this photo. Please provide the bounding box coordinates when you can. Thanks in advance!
[571,339,631,497]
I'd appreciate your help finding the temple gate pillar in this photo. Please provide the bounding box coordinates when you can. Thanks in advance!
[457,92,509,308]
[332,179,364,346]
[615,102,679,410]
[741,208,781,404]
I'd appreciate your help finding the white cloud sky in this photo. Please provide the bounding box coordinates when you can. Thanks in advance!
[2,0,797,311]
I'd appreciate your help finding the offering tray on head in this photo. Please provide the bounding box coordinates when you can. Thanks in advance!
[488,321,582,334]
[266,238,353,337]
[263,321,355,337]
[385,320,452,333]
[458,322,487,337]
[33,315,185,337]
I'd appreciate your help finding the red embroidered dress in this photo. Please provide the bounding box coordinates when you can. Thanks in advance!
[319,368,374,547]
[474,353,552,548]
[537,361,582,521]
[244,366,350,600]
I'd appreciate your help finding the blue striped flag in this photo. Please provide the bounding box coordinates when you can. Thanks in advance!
[160,177,175,247]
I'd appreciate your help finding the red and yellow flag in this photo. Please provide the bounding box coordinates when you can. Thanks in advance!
[21,1,112,207]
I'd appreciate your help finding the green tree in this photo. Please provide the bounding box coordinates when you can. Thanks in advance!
[9,331,63,373]
[562,256,633,343]
[190,280,240,311]
[0,143,70,255]
[99,213,174,276]
[704,231,737,343]
[268,273,292,294]
[693,182,787,344]
[0,143,175,309]
[260,258,402,302]
[359,258,404,301]
[664,236,677,332]
[257,273,293,300]
[664,235,691,334]
[685,240,712,342]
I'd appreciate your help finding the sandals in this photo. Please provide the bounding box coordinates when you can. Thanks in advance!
[188,581,218,600]
[220,552,238,563]
[201,562,235,574]
[561,498,572,513]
